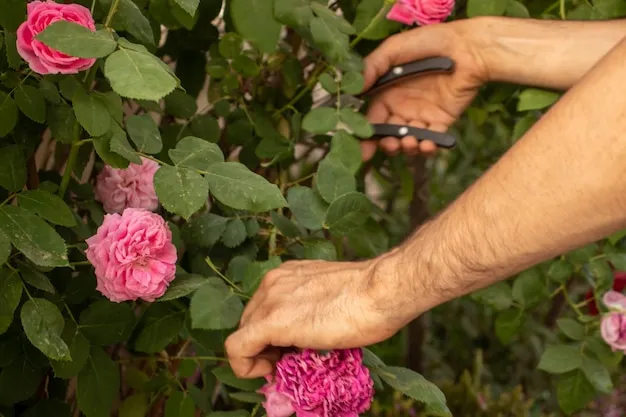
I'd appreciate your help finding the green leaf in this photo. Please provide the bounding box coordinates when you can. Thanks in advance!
[287,186,328,230]
[23,399,72,417]
[556,370,596,415]
[36,22,117,58]
[309,16,349,62]
[119,393,149,417]
[39,79,62,104]
[165,391,196,417]
[169,136,224,171]
[0,205,69,267]
[0,91,19,137]
[219,33,243,59]
[271,212,302,238]
[164,90,198,118]
[134,304,185,353]
[581,356,612,394]
[315,158,356,203]
[172,0,200,16]
[607,253,626,270]
[301,239,337,261]
[325,192,371,235]
[100,0,155,48]
[18,190,76,227]
[183,213,229,247]
[190,278,244,329]
[206,162,288,212]
[4,32,21,70]
[126,114,163,154]
[212,366,265,391]
[0,230,10,265]
[547,259,573,284]
[14,85,46,123]
[79,300,135,345]
[154,165,208,220]
[0,269,22,335]
[18,261,55,293]
[0,355,44,406]
[51,322,91,379]
[72,88,111,137]
[274,0,312,27]
[470,282,513,310]
[328,131,361,174]
[340,72,365,95]
[609,229,626,245]
[505,0,530,17]
[339,108,374,138]
[494,308,524,344]
[512,268,546,308]
[0,0,27,32]
[311,4,355,34]
[587,258,614,294]
[93,132,131,169]
[48,102,78,144]
[77,347,120,417]
[243,257,282,293]
[110,131,142,164]
[376,366,450,416]
[557,318,585,341]
[105,49,177,101]
[517,88,560,111]
[353,0,399,40]
[222,219,247,248]
[229,392,265,403]
[159,274,208,301]
[0,145,26,192]
[94,91,124,124]
[537,344,583,374]
[302,107,338,134]
[190,115,220,142]
[231,0,282,53]
[21,298,71,361]
[467,0,508,17]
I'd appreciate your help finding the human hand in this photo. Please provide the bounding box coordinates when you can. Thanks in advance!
[361,19,489,160]
[224,255,416,379]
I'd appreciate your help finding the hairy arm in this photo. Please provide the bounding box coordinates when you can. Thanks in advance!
[475,16,626,90]
[379,35,626,318]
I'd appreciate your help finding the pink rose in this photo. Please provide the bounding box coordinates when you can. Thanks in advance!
[94,158,160,214]
[259,349,374,417]
[85,208,177,303]
[387,0,454,26]
[16,1,97,75]
[601,291,626,353]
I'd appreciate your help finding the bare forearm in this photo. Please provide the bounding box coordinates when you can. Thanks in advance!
[473,16,626,90]
[391,36,626,316]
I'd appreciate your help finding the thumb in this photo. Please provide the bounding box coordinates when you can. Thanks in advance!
[362,26,449,91]
[225,321,276,378]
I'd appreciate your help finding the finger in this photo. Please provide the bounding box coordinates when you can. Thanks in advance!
[420,122,448,154]
[361,141,378,162]
[363,28,448,90]
[365,99,389,124]
[225,321,279,378]
[379,115,406,156]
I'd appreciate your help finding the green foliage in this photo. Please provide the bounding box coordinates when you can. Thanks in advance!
[0,0,625,415]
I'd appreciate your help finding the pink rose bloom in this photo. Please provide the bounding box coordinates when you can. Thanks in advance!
[85,208,177,303]
[387,0,454,26]
[601,291,626,353]
[16,1,97,75]
[259,349,374,417]
[95,158,160,214]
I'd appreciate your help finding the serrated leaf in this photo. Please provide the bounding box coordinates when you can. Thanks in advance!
[134,304,185,353]
[301,239,337,261]
[79,300,135,345]
[270,212,301,238]
[51,322,90,379]
[126,114,163,154]
[231,0,282,53]
[21,298,71,361]
[302,107,338,134]
[93,132,131,169]
[556,318,585,341]
[287,186,328,230]
[0,205,68,267]
[105,49,177,101]
[77,347,120,417]
[341,72,365,94]
[339,108,374,138]
[165,391,196,417]
[315,158,355,203]
[18,189,76,227]
[169,136,224,171]
[0,230,10,265]
[48,102,78,144]
[243,257,282,293]
[222,219,247,248]
[18,261,55,293]
[353,0,399,40]
[119,393,149,417]
[547,259,573,284]
[470,282,513,310]
[110,130,142,164]
[309,16,349,62]
[0,268,22,335]
[556,369,595,415]
[14,85,46,123]
[39,79,61,104]
[36,21,117,58]
[158,274,208,301]
[0,91,19,137]
[100,0,155,48]
[205,162,287,212]
[311,3,355,34]
[537,344,583,374]
[324,191,371,234]
[581,356,612,393]
[154,165,208,219]
[0,354,44,405]
[512,268,546,308]
[494,308,523,344]
[72,88,111,137]
[212,366,265,391]
[172,0,200,16]
[0,145,26,192]
[274,0,312,26]
[190,278,244,329]
[183,213,228,247]
[328,130,361,174]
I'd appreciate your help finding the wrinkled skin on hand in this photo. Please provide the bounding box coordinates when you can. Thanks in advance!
[225,258,410,379]
[361,21,488,160]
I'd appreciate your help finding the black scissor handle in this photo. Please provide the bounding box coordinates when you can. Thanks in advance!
[371,123,456,149]
[363,56,455,96]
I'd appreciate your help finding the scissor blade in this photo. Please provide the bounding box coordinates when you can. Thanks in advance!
[314,93,364,110]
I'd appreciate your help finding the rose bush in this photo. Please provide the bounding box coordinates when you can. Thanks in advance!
[0,0,625,416]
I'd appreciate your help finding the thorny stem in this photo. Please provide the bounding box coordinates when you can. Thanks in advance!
[57,128,82,198]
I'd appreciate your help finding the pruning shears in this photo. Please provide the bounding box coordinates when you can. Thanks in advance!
[316,56,457,149]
